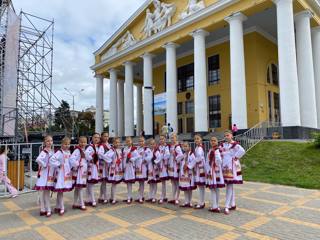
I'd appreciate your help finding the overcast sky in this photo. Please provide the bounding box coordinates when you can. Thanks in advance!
[13,0,145,111]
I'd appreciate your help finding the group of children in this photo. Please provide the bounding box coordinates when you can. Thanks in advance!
[34,130,245,217]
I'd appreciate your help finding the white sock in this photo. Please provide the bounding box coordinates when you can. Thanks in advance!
[139,182,144,199]
[199,186,205,205]
[184,191,189,204]
[44,190,51,212]
[225,184,233,208]
[111,183,117,201]
[79,188,84,207]
[127,183,132,200]
[148,184,153,199]
[175,181,180,200]
[211,189,218,209]
[39,191,45,212]
[153,183,158,199]
[74,188,79,205]
[216,188,220,208]
[161,181,166,200]
[171,180,176,199]
[231,186,236,207]
[189,190,193,204]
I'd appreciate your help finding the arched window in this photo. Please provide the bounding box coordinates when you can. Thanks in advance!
[267,63,279,85]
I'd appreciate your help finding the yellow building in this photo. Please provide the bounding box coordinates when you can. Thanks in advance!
[91,0,320,137]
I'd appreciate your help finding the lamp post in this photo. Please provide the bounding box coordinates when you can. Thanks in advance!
[64,88,84,139]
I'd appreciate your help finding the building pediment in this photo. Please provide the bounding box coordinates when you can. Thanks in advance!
[96,0,210,62]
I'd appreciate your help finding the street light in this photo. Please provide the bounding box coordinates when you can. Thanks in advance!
[64,88,84,139]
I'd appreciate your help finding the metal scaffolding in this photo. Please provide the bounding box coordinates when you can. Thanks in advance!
[17,11,54,136]
[0,0,60,142]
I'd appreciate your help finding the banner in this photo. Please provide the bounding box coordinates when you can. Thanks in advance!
[2,8,20,136]
[154,92,166,116]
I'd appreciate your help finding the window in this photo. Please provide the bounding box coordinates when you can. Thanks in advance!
[273,92,280,122]
[178,118,183,133]
[178,63,194,92]
[268,91,272,121]
[267,63,279,85]
[208,95,221,128]
[185,100,194,114]
[178,102,183,115]
[186,117,194,133]
[208,55,220,85]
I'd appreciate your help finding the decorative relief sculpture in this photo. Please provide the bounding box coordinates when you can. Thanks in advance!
[102,30,137,59]
[180,0,205,19]
[141,0,176,38]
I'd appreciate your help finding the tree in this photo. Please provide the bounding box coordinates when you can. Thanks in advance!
[54,100,72,131]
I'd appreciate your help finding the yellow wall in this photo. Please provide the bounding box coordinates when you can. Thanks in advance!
[153,31,279,133]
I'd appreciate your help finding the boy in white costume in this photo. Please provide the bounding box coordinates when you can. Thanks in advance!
[205,137,225,213]
[220,130,245,214]
[34,135,55,217]
[70,136,88,211]
[50,137,73,216]
[84,133,101,207]
[179,142,196,208]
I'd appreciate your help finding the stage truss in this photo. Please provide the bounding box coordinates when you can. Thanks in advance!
[0,0,64,142]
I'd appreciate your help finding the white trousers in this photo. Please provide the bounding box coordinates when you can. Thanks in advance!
[184,190,192,204]
[225,184,236,208]
[74,188,84,207]
[210,188,220,209]
[138,181,145,199]
[171,179,180,200]
[86,183,96,203]
[99,181,107,200]
[56,192,64,210]
[40,190,51,212]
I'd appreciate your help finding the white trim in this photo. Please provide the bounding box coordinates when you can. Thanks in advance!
[152,26,277,68]
[91,0,239,71]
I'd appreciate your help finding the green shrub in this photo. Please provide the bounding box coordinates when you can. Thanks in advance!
[312,132,320,148]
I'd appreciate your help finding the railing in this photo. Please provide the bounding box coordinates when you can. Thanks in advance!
[234,121,282,151]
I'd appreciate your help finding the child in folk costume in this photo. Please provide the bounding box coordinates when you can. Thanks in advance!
[157,135,170,204]
[34,135,55,217]
[0,146,18,198]
[50,137,73,216]
[97,132,111,204]
[70,136,88,211]
[220,130,245,215]
[122,137,139,204]
[205,137,224,213]
[84,133,101,207]
[102,137,124,204]
[135,136,151,203]
[179,142,196,208]
[168,133,184,205]
[146,138,161,203]
[193,134,206,209]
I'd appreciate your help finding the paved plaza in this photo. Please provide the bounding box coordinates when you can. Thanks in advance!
[0,182,319,240]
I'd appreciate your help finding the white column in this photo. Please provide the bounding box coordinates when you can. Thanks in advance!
[136,83,143,136]
[273,0,301,126]
[142,53,154,136]
[225,12,248,129]
[163,42,178,132]
[191,29,209,132]
[295,10,317,128]
[124,61,134,137]
[312,26,320,128]
[109,69,118,137]
[95,74,104,133]
[117,80,125,137]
